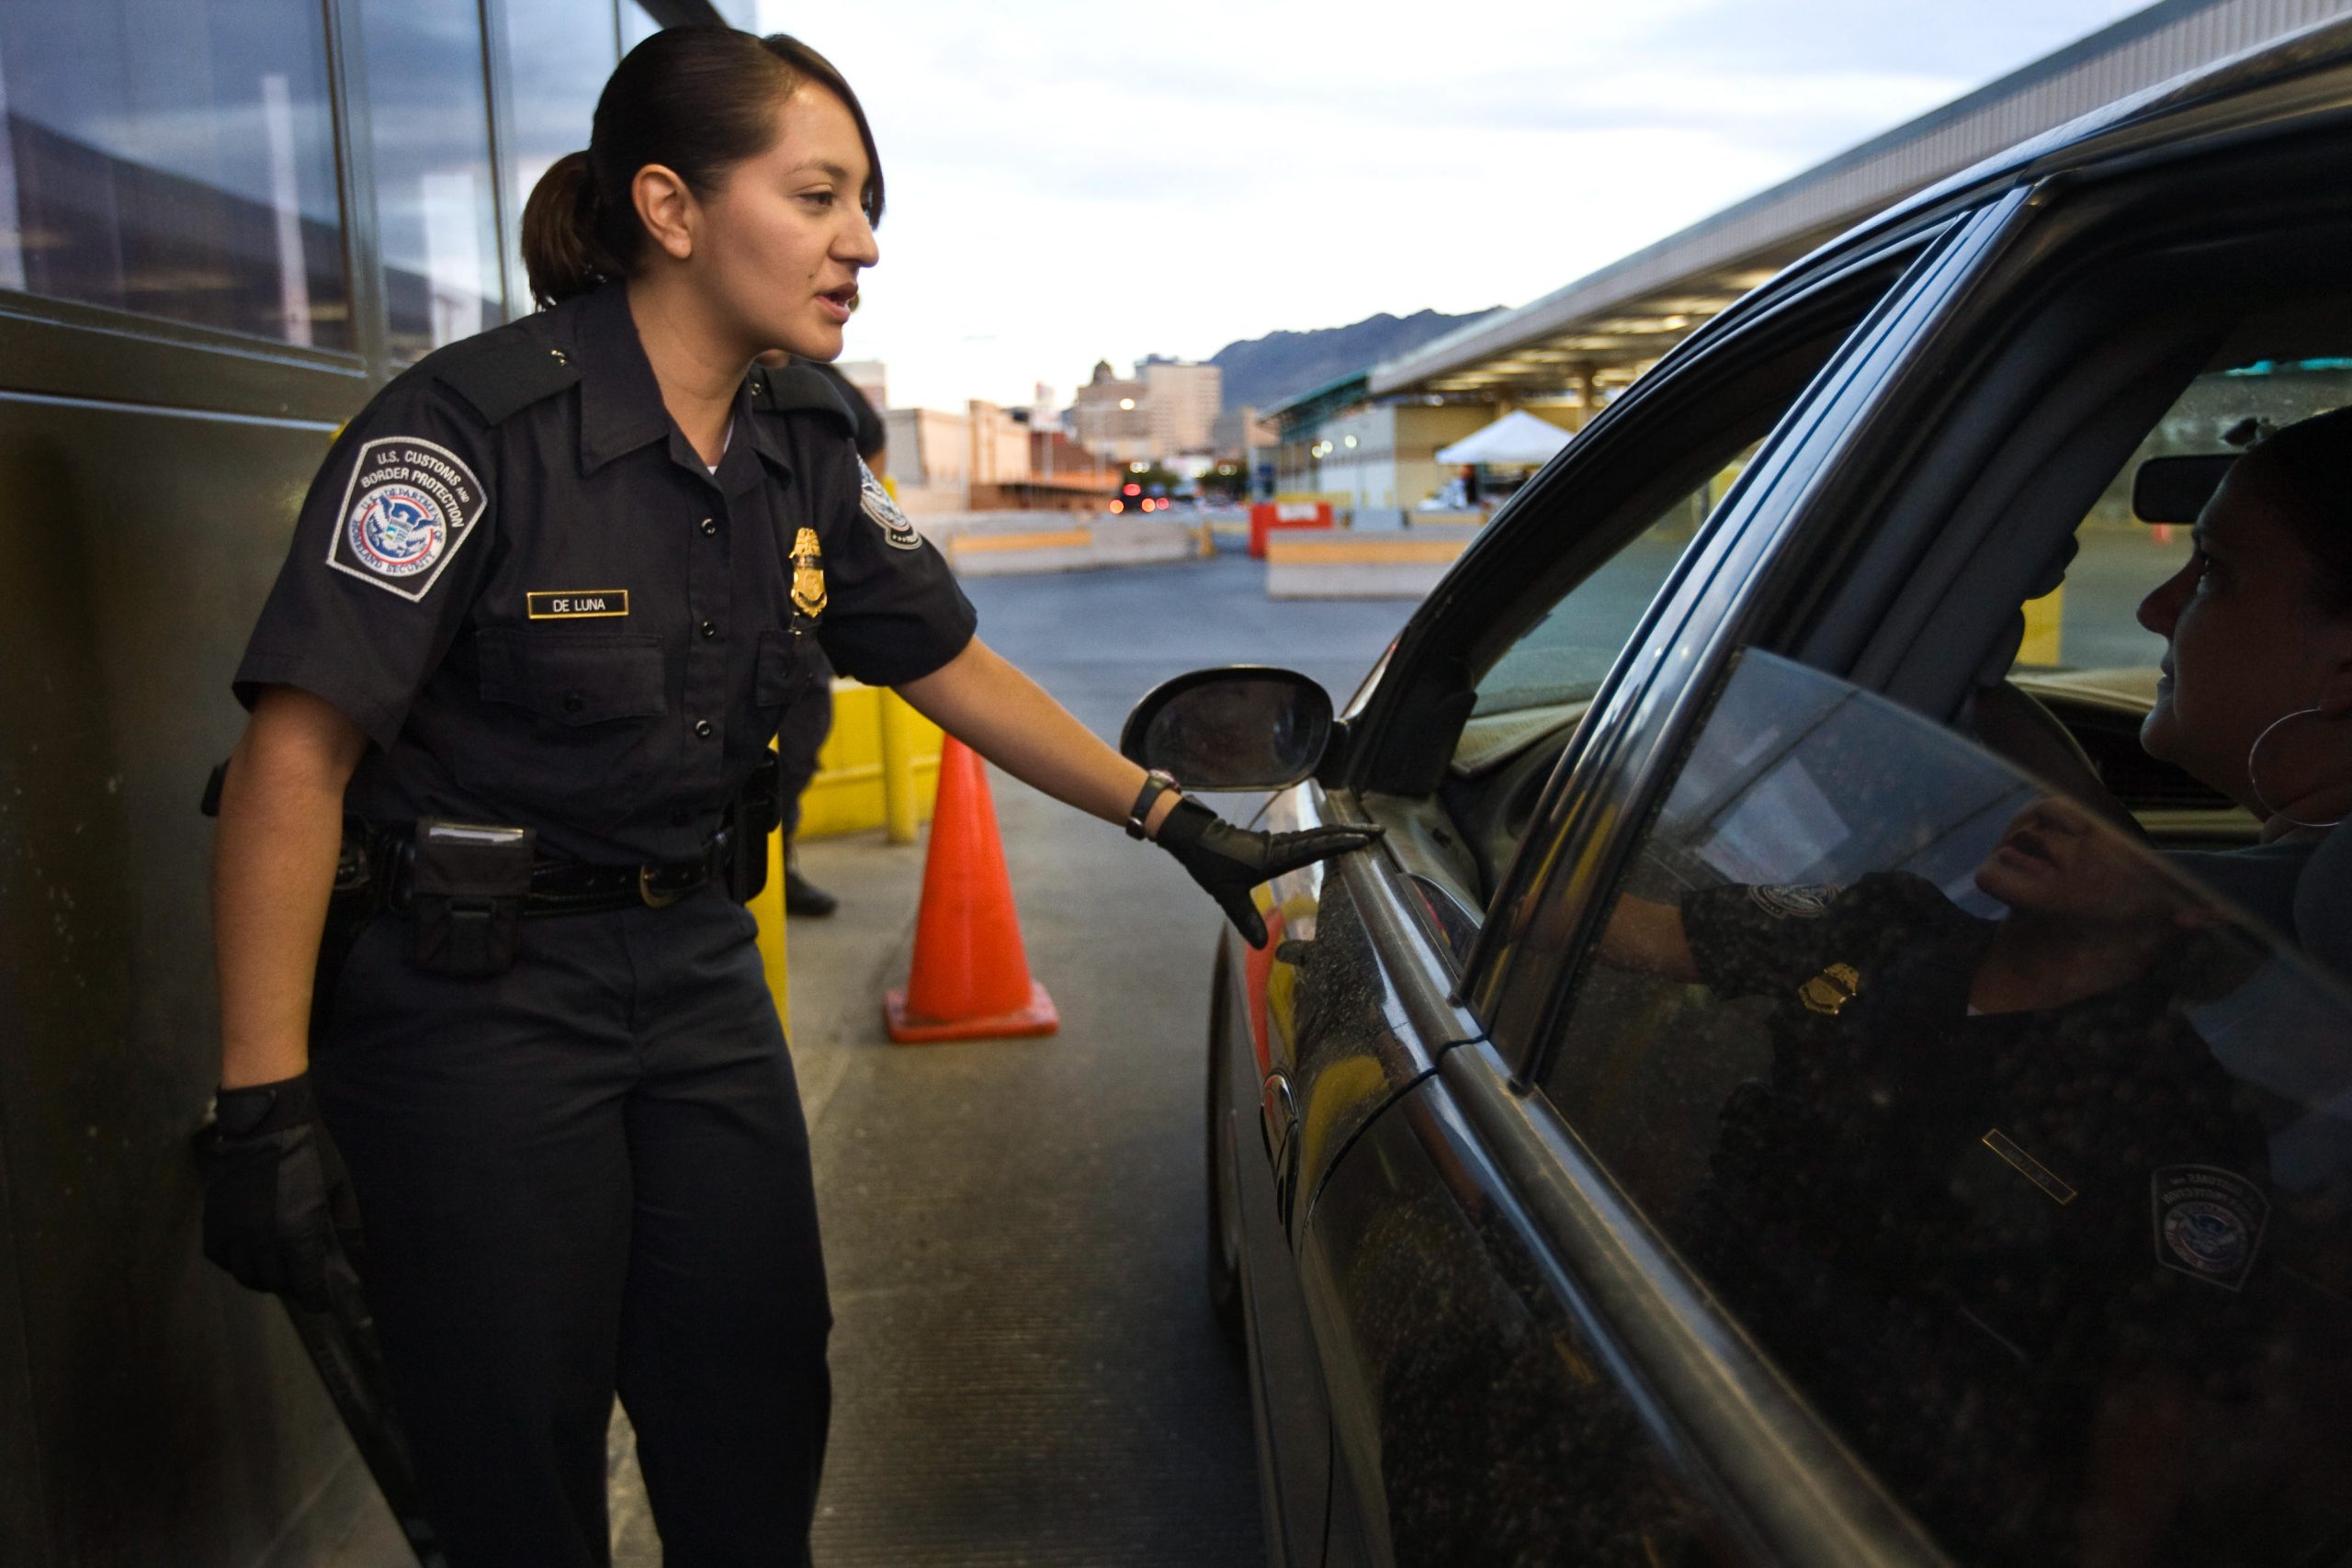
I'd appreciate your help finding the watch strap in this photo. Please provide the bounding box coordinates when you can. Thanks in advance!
[1126,769,1181,840]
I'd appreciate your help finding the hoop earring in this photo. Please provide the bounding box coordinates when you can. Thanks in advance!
[2247,706,2347,829]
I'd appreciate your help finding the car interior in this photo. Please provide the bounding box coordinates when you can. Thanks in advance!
[1360,218,2352,978]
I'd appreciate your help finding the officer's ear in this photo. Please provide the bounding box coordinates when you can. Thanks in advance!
[631,163,699,263]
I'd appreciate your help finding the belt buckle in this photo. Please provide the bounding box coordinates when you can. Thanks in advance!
[638,865,689,909]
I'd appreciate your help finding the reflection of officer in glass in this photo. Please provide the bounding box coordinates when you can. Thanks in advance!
[1601,796,2267,1561]
[198,29,1370,1565]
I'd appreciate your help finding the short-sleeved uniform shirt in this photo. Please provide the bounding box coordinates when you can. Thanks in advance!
[1677,873,2272,1556]
[236,282,975,864]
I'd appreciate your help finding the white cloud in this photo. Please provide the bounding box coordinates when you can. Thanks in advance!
[764,0,2146,411]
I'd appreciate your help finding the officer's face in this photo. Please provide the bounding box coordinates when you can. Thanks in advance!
[697,85,880,364]
[1973,796,2186,926]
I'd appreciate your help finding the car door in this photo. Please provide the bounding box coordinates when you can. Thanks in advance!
[1230,205,2027,1567]
[1443,102,2352,1568]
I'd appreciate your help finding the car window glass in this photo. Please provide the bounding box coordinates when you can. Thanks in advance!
[2015,358,2352,682]
[1540,648,2352,1564]
[1466,453,1747,726]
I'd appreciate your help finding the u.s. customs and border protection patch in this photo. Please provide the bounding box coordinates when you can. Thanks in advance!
[1749,883,1839,920]
[327,435,485,601]
[2152,1164,2268,1291]
[790,526,828,619]
[856,456,922,550]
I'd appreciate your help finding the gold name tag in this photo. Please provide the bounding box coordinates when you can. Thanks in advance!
[526,590,628,620]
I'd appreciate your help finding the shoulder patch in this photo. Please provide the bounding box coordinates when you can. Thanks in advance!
[1747,883,1839,920]
[858,457,923,550]
[2152,1165,2268,1291]
[326,436,487,601]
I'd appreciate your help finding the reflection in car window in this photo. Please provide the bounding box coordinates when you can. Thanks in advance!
[1543,650,2352,1565]
[0,0,349,346]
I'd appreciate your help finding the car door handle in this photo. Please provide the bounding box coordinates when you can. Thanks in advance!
[1261,1073,1296,1158]
[1261,1073,1301,1228]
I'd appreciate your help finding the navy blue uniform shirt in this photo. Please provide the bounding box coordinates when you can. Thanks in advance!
[235,282,975,863]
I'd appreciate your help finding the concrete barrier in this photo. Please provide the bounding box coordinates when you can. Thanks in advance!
[1265,530,1476,599]
[911,511,1204,576]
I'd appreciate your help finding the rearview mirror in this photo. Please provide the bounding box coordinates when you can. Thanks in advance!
[1119,666,1334,792]
[2132,453,2237,523]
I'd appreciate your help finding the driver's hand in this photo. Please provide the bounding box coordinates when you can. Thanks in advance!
[1153,797,1382,946]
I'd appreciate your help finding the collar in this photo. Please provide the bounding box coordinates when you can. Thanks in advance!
[571,283,673,477]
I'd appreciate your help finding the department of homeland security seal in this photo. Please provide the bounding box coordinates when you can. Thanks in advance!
[857,456,922,550]
[326,435,486,601]
[2152,1164,2268,1291]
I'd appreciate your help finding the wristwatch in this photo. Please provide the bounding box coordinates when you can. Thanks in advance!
[1126,769,1181,840]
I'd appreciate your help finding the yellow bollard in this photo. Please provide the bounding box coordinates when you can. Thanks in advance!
[879,689,925,845]
[2018,583,2065,667]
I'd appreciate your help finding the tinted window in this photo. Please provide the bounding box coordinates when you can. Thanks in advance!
[1542,649,2352,1563]
[357,0,502,360]
[0,0,348,347]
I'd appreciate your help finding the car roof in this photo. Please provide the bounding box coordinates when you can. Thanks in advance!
[1713,14,2352,332]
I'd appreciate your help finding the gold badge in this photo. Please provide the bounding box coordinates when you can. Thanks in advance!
[790,526,827,619]
[1797,962,1861,1016]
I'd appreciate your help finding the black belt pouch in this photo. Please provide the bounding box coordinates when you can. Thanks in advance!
[411,819,537,977]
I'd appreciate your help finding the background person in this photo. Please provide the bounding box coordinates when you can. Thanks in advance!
[197,28,1371,1565]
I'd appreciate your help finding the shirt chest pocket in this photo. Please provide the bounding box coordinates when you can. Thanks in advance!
[465,629,669,829]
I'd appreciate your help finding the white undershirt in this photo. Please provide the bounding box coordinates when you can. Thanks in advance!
[705,416,737,474]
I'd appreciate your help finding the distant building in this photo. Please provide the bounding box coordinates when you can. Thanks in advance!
[886,399,1117,514]
[1069,355,1220,463]
[831,358,888,417]
[1210,405,1275,462]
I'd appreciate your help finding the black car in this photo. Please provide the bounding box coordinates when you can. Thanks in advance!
[1124,21,2352,1568]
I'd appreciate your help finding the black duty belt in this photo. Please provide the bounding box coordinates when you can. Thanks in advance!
[360,825,734,917]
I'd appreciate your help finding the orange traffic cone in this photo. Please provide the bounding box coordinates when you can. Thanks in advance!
[884,738,1060,1043]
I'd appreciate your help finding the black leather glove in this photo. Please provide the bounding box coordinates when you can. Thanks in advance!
[1153,796,1382,947]
[199,1073,351,1313]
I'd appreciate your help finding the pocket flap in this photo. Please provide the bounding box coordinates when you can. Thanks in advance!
[478,629,667,725]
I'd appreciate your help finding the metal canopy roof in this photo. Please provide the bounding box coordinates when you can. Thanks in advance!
[1362,0,2352,405]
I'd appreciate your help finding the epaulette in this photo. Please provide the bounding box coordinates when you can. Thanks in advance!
[750,362,855,433]
[422,317,583,426]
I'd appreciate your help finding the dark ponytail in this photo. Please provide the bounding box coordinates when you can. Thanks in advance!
[520,152,628,308]
[518,28,887,310]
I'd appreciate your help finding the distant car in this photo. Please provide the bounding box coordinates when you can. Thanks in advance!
[1125,23,2352,1568]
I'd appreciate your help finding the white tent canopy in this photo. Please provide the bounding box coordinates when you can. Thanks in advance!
[1435,410,1573,467]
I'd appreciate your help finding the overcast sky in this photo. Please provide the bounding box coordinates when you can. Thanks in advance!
[757,0,2150,412]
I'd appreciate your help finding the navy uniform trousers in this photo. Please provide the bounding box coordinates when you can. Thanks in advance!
[312,887,829,1567]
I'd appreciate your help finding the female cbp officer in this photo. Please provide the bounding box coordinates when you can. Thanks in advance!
[199,28,1369,1566]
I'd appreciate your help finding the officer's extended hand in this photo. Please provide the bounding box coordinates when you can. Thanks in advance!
[1153,797,1382,947]
[199,1073,351,1313]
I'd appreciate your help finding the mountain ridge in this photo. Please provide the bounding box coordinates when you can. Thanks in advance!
[1205,307,1501,413]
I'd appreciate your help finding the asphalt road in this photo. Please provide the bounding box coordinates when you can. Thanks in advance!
[784,553,1405,1568]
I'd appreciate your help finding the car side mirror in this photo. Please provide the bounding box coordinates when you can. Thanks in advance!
[2132,453,2236,523]
[1119,666,1334,791]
